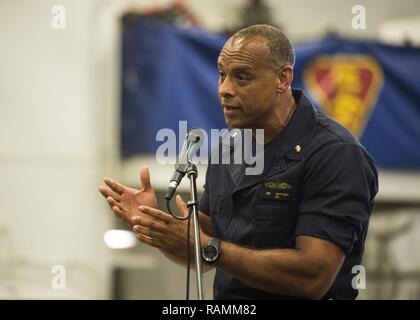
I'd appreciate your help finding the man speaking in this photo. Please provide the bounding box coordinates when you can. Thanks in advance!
[99,24,378,300]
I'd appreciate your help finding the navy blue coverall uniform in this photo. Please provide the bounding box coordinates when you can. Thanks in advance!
[198,89,379,300]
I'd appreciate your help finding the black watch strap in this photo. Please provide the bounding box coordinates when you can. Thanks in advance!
[209,238,221,248]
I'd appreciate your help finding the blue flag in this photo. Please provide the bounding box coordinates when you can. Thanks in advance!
[121,21,420,169]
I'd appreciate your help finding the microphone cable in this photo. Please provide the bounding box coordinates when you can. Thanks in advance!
[166,199,193,300]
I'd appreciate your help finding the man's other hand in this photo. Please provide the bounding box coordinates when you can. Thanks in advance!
[98,166,158,225]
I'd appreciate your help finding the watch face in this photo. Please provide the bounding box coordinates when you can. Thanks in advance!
[203,244,218,261]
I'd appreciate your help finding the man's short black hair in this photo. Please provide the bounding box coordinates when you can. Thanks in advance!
[232,24,295,68]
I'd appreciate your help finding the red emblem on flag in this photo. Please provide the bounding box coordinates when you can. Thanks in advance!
[303,55,384,137]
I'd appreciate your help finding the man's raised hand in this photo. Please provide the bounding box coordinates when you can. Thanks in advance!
[98,166,158,225]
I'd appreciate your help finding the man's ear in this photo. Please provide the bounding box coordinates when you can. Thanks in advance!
[276,66,294,93]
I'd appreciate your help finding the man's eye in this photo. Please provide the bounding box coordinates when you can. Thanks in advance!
[219,71,226,78]
[237,74,249,82]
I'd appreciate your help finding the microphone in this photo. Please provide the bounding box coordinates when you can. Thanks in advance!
[165,128,204,200]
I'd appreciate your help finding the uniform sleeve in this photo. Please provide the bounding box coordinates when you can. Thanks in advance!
[198,164,211,216]
[295,143,378,255]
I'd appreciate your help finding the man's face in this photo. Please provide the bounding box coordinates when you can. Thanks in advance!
[217,36,280,129]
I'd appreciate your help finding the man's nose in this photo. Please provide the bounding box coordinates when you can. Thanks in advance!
[218,77,235,98]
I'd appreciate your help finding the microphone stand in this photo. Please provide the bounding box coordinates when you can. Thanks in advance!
[186,162,204,300]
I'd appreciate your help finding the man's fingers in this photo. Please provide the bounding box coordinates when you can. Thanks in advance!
[135,233,163,249]
[98,186,121,202]
[133,225,165,240]
[131,215,140,225]
[133,218,167,233]
[139,166,153,191]
[112,206,126,220]
[107,197,123,211]
[175,195,189,218]
[103,177,125,195]
[139,206,171,223]
[98,186,110,198]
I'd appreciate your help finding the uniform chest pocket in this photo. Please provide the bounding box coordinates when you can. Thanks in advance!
[209,190,237,240]
[253,202,298,220]
[251,202,299,248]
[208,190,224,215]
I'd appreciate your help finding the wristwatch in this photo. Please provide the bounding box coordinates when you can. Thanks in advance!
[201,238,221,264]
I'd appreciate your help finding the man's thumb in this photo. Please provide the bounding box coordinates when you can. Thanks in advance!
[140,166,152,191]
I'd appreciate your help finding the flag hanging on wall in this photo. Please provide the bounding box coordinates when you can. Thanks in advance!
[121,21,420,169]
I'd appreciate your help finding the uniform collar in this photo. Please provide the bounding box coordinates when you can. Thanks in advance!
[266,89,318,157]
